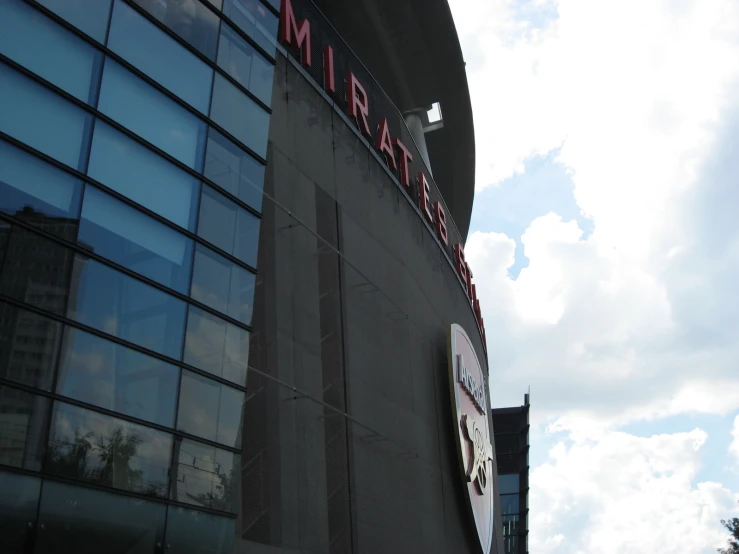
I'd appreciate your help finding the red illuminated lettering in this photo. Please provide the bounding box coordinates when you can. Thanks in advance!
[323,45,335,93]
[347,73,371,137]
[418,172,433,223]
[465,263,474,299]
[394,138,413,188]
[280,0,311,67]
[375,119,397,170]
[454,244,468,284]
[433,201,448,245]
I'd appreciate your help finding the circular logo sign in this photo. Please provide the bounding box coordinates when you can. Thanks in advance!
[447,323,494,554]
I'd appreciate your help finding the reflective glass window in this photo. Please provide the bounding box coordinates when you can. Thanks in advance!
[165,506,235,554]
[184,307,249,386]
[0,384,50,470]
[198,185,260,268]
[210,74,270,159]
[217,23,274,107]
[499,473,519,495]
[97,59,207,169]
[204,128,265,212]
[265,0,279,11]
[0,302,62,391]
[0,141,83,229]
[223,0,278,57]
[171,437,239,511]
[1,226,77,315]
[131,0,220,60]
[500,493,520,515]
[108,0,213,113]
[36,0,113,43]
[0,471,41,554]
[191,245,255,326]
[206,0,224,8]
[87,122,200,230]
[0,0,103,104]
[79,187,194,294]
[36,480,166,554]
[57,327,180,427]
[67,256,187,360]
[47,402,173,497]
[0,63,93,170]
[178,370,244,446]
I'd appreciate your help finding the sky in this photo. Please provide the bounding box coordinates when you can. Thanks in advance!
[445,0,739,551]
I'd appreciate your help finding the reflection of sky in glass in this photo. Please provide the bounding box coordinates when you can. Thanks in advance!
[49,402,172,497]
[177,371,244,447]
[57,328,179,427]
[184,307,249,385]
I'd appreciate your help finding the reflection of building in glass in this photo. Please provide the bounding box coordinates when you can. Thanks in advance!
[492,394,531,554]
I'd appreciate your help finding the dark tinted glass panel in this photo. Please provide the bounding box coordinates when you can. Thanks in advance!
[191,245,255,326]
[98,59,207,169]
[171,438,239,511]
[0,141,83,229]
[177,371,244,446]
[0,384,50,470]
[501,493,519,515]
[265,0,279,11]
[78,187,194,294]
[87,122,201,231]
[36,0,112,43]
[499,473,519,495]
[67,256,187,360]
[57,328,179,427]
[131,0,220,60]
[0,63,92,170]
[0,471,40,554]
[223,0,278,57]
[1,226,76,315]
[203,128,265,212]
[36,480,166,554]
[198,185,260,268]
[0,303,62,390]
[184,307,249,386]
[165,506,235,554]
[0,0,103,104]
[47,402,173,497]
[217,23,274,107]
[108,0,213,113]
[210,74,270,158]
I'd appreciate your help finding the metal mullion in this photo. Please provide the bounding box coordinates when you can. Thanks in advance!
[0,53,269,219]
[0,212,256,335]
[0,295,250,395]
[0,133,260,278]
[0,378,243,456]
[0,463,240,519]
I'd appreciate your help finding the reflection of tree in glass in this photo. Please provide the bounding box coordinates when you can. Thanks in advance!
[48,425,166,497]
[96,426,144,492]
[47,429,94,479]
[194,466,234,511]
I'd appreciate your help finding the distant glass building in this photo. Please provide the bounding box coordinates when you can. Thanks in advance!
[0,0,511,553]
[492,394,531,554]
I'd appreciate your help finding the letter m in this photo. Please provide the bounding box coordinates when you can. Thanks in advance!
[280,0,311,67]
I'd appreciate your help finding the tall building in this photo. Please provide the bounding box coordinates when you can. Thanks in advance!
[492,394,531,554]
[0,0,519,553]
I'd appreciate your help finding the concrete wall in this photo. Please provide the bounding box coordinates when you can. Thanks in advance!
[238,53,502,554]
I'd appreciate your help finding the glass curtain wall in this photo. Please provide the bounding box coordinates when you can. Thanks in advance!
[0,0,278,552]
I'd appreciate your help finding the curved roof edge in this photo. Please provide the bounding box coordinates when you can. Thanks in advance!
[312,0,476,241]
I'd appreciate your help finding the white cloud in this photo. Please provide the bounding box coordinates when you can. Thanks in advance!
[449,0,739,549]
[731,416,739,465]
[530,428,739,554]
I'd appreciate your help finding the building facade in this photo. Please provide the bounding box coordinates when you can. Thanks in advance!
[492,395,531,554]
[0,0,506,553]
